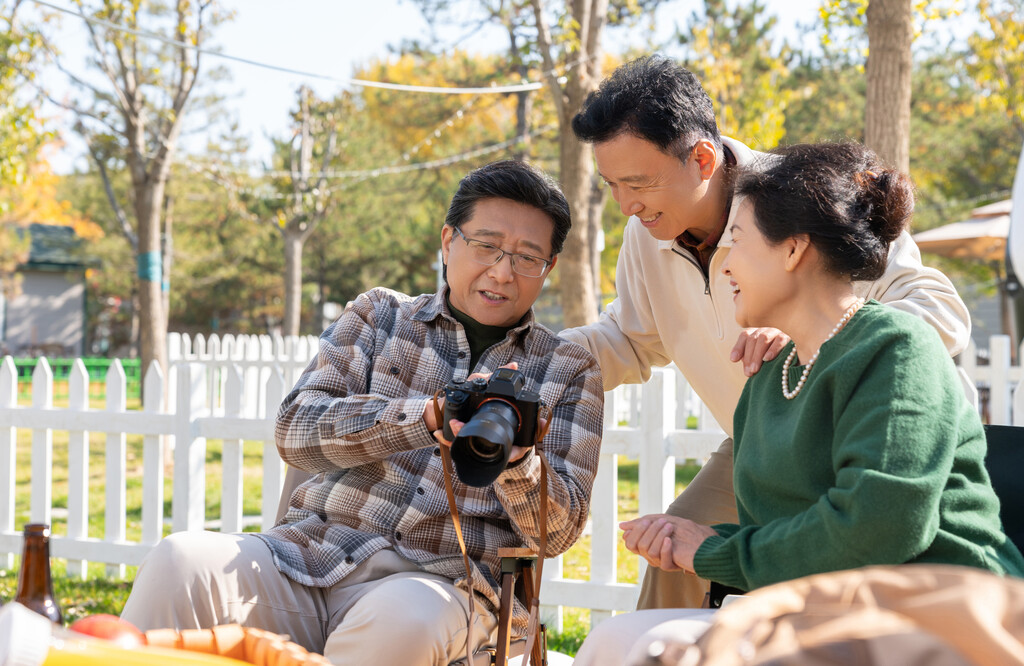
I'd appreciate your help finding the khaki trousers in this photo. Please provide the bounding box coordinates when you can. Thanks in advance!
[121,531,497,666]
[635,437,739,609]
[572,608,718,666]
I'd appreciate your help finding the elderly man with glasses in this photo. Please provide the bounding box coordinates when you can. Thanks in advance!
[121,160,604,666]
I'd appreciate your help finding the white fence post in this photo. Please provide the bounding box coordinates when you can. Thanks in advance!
[105,360,128,578]
[0,358,16,570]
[1015,376,1024,427]
[638,370,674,518]
[172,363,208,533]
[30,359,53,526]
[588,395,620,629]
[66,360,90,579]
[142,362,166,546]
[168,332,183,362]
[990,336,1012,425]
[262,369,286,531]
[221,367,245,534]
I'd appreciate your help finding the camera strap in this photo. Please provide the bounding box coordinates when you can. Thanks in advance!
[432,390,479,666]
[431,391,551,666]
[521,405,553,663]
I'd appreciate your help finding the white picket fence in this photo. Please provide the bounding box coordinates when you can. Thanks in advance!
[0,332,1021,631]
[167,332,320,419]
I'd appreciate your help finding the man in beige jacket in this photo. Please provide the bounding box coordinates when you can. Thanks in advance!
[560,55,971,609]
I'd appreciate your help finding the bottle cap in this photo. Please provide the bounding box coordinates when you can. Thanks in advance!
[0,602,53,666]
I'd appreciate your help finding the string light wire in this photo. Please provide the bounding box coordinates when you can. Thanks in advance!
[194,123,558,195]
[30,0,546,94]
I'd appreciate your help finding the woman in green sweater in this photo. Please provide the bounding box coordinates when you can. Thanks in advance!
[574,142,1024,666]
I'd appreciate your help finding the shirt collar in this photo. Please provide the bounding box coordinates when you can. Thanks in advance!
[413,286,537,336]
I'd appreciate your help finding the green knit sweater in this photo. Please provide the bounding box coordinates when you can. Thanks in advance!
[694,301,1024,591]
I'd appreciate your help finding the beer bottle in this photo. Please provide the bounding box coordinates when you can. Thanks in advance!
[14,523,63,624]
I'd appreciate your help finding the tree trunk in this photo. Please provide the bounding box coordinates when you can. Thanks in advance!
[129,289,140,359]
[282,231,304,336]
[513,90,533,161]
[558,126,599,327]
[532,0,608,328]
[162,192,174,328]
[508,26,532,162]
[69,0,204,386]
[865,0,913,172]
[134,182,167,384]
[588,177,607,305]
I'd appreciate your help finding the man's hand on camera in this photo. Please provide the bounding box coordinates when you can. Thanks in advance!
[428,362,524,449]
[430,359,539,466]
[431,417,461,449]
[431,415,547,464]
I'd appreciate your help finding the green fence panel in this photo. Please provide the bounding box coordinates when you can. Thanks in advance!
[13,357,143,401]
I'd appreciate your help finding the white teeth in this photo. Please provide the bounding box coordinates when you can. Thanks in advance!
[482,290,506,300]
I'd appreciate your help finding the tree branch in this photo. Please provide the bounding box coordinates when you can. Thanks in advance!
[51,58,105,100]
[584,0,609,82]
[38,84,121,136]
[315,120,338,196]
[83,130,138,253]
[529,0,568,122]
[71,0,133,117]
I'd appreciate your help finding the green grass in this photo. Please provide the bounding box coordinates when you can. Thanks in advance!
[0,562,135,625]
[2,395,701,656]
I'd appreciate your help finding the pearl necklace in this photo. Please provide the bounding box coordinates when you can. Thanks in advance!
[781,299,864,400]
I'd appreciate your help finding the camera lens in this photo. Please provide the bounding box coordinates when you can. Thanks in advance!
[466,435,503,462]
[451,399,520,487]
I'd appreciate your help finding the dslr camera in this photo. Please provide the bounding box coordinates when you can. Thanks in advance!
[442,367,542,487]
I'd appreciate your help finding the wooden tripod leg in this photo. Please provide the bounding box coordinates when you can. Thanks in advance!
[518,561,546,666]
[495,569,516,664]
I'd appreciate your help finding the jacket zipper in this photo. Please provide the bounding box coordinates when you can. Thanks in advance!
[672,245,725,338]
[672,245,712,295]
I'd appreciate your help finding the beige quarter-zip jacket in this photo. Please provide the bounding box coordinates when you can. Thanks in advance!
[562,137,971,436]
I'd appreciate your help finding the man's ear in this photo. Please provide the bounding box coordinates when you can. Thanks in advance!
[440,225,453,265]
[546,255,558,273]
[784,234,812,272]
[692,139,718,180]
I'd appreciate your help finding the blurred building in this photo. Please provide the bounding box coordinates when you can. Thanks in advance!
[1,223,89,357]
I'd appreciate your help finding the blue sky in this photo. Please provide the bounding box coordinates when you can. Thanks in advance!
[35,0,945,171]
[212,0,825,159]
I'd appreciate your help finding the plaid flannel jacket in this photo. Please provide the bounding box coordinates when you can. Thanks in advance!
[256,287,603,635]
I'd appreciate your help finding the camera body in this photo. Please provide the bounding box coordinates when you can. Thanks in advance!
[442,367,542,487]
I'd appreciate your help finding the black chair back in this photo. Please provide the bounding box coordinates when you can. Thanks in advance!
[983,424,1024,552]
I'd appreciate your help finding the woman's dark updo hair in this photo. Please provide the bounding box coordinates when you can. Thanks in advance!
[735,142,914,281]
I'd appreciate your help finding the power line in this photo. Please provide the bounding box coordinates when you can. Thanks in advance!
[30,0,546,95]
[34,1,579,188]
[197,124,558,190]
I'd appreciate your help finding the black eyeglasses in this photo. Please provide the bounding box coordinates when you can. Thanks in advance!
[451,226,552,278]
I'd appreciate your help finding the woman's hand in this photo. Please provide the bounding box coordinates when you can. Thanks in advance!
[620,514,718,573]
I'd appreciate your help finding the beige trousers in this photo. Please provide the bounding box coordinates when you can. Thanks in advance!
[635,437,739,610]
[572,608,718,666]
[121,531,497,666]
